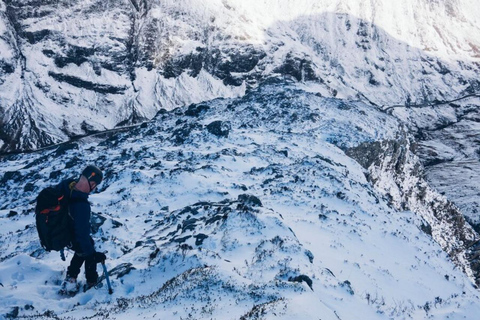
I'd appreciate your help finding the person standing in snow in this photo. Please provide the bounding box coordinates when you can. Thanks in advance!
[60,165,107,292]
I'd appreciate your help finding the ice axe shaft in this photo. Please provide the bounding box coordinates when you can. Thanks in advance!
[102,263,113,294]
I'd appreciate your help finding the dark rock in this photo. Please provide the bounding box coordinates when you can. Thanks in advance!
[423,157,454,167]
[337,102,352,110]
[53,45,95,68]
[24,29,52,44]
[162,50,204,78]
[340,280,354,295]
[179,243,193,251]
[222,74,244,86]
[206,121,231,138]
[345,140,385,169]
[420,221,433,236]
[336,192,346,200]
[23,183,35,192]
[0,61,14,74]
[182,218,198,232]
[367,71,380,86]
[205,212,228,225]
[111,219,123,229]
[48,72,127,95]
[305,250,314,263]
[55,143,78,157]
[49,170,63,180]
[104,263,135,279]
[237,194,262,207]
[172,123,202,145]
[2,171,22,183]
[288,275,313,290]
[162,45,265,86]
[64,156,82,169]
[179,206,200,216]
[273,53,318,82]
[211,46,266,74]
[91,213,107,234]
[194,233,209,246]
[172,235,192,243]
[23,156,50,170]
[7,211,18,218]
[155,109,168,117]
[6,306,19,319]
[278,150,288,157]
[150,248,160,259]
[185,104,210,117]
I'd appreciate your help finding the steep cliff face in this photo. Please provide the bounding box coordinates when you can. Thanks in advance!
[0,0,140,152]
[384,97,480,230]
[345,132,480,284]
[1,0,479,153]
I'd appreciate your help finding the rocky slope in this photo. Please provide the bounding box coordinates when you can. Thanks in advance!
[1,81,480,319]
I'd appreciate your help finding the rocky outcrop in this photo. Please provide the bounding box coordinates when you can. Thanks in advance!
[346,132,480,285]
[385,97,480,229]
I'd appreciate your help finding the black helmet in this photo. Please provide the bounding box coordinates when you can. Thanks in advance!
[82,165,103,185]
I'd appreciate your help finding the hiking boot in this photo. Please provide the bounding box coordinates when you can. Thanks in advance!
[84,281,102,292]
[60,277,79,296]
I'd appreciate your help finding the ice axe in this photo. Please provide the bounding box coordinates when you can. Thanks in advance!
[101,262,113,294]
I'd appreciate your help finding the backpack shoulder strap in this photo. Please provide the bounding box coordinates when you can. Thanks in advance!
[38,187,64,214]
[68,181,77,194]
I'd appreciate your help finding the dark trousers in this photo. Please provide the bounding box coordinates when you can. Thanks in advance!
[67,253,98,283]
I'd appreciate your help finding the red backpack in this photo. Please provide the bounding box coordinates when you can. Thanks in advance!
[35,181,74,253]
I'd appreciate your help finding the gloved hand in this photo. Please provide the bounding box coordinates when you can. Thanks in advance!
[93,251,107,263]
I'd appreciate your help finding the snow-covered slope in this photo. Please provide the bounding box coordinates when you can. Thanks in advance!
[1,0,479,153]
[1,81,479,319]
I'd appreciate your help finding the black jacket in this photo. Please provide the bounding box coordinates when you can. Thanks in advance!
[58,179,95,257]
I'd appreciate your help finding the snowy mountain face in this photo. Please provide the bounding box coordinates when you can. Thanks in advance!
[1,0,479,153]
[1,0,480,319]
[1,81,480,319]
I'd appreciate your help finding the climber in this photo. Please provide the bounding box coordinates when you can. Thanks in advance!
[59,165,107,293]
